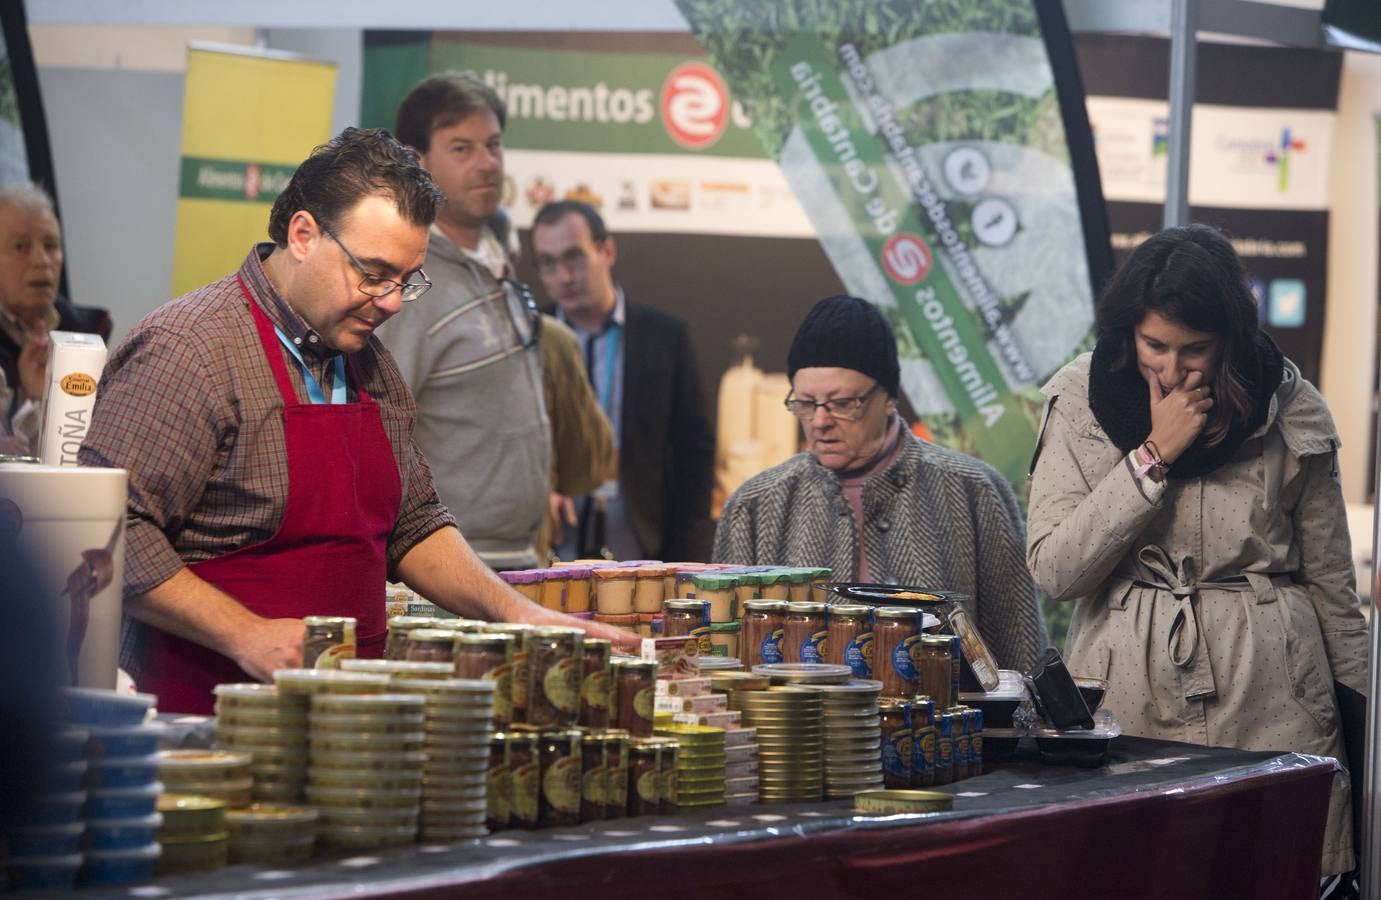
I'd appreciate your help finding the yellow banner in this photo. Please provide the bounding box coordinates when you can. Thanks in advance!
[171,45,336,296]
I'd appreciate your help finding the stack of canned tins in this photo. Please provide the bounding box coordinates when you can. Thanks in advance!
[153,795,224,877]
[212,684,310,803]
[396,678,497,841]
[813,681,884,799]
[654,725,722,809]
[730,686,824,803]
[306,692,426,849]
[224,804,319,865]
[156,750,252,810]
[338,659,456,682]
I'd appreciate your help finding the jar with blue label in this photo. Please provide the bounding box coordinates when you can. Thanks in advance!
[784,601,828,664]
[934,712,956,786]
[825,604,873,679]
[879,698,913,789]
[873,607,921,698]
[741,599,787,667]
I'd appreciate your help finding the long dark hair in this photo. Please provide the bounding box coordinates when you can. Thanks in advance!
[1094,224,1258,445]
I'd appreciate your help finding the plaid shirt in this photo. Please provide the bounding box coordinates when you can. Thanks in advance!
[80,245,455,601]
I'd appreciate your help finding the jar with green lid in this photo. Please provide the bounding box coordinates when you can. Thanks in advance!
[610,658,657,737]
[626,738,661,817]
[709,621,741,658]
[404,628,457,664]
[507,730,541,829]
[756,569,791,600]
[689,573,738,622]
[783,601,828,664]
[480,624,535,721]
[602,729,630,819]
[663,598,712,654]
[784,568,815,603]
[455,633,515,726]
[384,616,439,660]
[741,599,787,667]
[523,628,584,729]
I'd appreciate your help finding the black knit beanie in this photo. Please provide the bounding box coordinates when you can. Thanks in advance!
[787,295,900,396]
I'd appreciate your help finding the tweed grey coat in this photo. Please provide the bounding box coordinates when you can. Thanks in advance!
[713,432,1048,672]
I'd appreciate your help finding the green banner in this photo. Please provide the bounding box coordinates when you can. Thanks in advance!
[177,157,297,203]
[679,0,1102,484]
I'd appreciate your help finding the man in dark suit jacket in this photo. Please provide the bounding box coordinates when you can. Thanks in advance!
[531,201,714,561]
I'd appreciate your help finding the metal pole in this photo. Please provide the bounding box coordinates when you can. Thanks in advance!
[1164,0,1197,227]
[1362,395,1381,900]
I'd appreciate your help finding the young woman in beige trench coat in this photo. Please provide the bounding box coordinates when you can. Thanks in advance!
[1027,225,1368,884]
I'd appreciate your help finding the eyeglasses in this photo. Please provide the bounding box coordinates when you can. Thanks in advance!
[784,384,880,421]
[499,277,542,350]
[533,244,600,277]
[319,221,432,302]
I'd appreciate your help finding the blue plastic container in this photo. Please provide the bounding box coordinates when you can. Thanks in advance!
[39,761,88,794]
[51,728,89,762]
[84,782,163,820]
[59,687,155,727]
[80,844,160,887]
[86,812,164,851]
[27,792,85,826]
[7,854,82,891]
[86,755,160,789]
[85,723,165,759]
[6,823,84,856]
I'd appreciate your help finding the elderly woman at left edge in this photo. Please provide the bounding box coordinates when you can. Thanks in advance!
[713,294,1047,671]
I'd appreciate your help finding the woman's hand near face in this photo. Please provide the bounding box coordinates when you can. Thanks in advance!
[1146,368,1213,464]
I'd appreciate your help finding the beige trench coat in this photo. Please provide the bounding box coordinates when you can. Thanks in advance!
[1028,353,1369,875]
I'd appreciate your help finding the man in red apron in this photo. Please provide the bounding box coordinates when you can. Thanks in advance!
[80,128,634,714]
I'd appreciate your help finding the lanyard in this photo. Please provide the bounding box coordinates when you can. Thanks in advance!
[274,326,347,405]
[597,324,620,415]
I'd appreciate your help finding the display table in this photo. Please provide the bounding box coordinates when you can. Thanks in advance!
[70,736,1337,900]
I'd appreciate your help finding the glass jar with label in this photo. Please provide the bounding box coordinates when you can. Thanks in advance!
[663,599,711,654]
[524,627,584,729]
[741,599,787,667]
[910,697,937,788]
[934,712,955,786]
[689,573,738,622]
[508,730,541,829]
[481,624,535,722]
[455,633,515,727]
[757,570,791,600]
[783,601,828,664]
[579,732,607,823]
[878,698,913,789]
[626,738,661,817]
[384,615,438,661]
[602,729,630,819]
[872,607,920,697]
[538,729,583,827]
[404,628,457,664]
[595,567,640,615]
[652,737,679,815]
[919,635,955,710]
[486,732,512,831]
[824,604,872,677]
[577,639,611,731]
[610,658,657,737]
[303,616,356,669]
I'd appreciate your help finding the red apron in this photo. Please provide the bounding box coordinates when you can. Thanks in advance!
[140,278,402,713]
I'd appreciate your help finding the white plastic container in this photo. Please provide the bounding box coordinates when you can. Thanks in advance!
[0,463,126,688]
[37,330,107,468]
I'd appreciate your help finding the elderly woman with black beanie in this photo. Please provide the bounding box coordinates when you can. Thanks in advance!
[1027,224,1367,886]
[713,295,1048,672]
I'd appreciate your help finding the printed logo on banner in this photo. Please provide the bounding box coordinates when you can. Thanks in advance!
[661,62,730,149]
[1267,279,1307,328]
[1264,127,1307,192]
[1152,117,1169,158]
[881,233,933,285]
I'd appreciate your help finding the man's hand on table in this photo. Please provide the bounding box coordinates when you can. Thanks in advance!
[228,617,305,682]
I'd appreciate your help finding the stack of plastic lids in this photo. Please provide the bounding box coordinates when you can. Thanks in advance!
[730,686,824,803]
[654,725,725,808]
[812,680,884,798]
[153,794,227,875]
[338,659,456,681]
[59,687,164,888]
[5,726,90,892]
[213,683,309,803]
[306,692,426,849]
[224,804,319,864]
[695,656,744,673]
[157,750,252,808]
[395,677,496,842]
